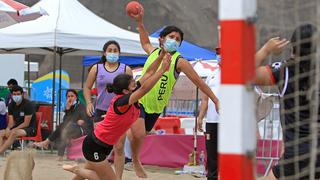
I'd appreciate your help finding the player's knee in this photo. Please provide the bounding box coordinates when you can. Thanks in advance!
[10,130,19,137]
[131,127,146,139]
[132,131,145,140]
[114,148,124,155]
[114,145,124,155]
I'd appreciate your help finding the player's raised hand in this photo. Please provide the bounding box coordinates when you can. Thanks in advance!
[264,37,290,55]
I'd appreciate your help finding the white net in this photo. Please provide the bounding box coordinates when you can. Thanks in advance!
[255,0,320,179]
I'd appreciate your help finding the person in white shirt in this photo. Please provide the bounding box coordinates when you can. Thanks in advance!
[198,67,220,180]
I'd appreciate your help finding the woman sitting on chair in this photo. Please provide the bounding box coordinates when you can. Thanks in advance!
[34,89,93,161]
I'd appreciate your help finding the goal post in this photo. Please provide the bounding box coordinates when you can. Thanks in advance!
[218,0,257,179]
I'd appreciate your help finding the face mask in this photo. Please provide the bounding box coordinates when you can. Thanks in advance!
[216,55,221,64]
[12,95,22,103]
[164,38,179,52]
[106,53,119,63]
[72,99,78,106]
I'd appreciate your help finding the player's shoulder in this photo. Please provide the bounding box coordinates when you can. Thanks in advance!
[22,98,32,105]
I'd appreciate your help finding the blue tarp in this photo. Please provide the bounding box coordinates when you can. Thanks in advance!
[83,27,217,67]
[30,70,70,111]
[83,55,147,67]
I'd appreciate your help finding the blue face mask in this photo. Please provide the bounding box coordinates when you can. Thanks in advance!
[216,55,221,64]
[12,95,22,103]
[164,38,179,52]
[106,53,119,63]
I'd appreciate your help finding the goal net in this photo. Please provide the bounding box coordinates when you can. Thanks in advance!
[255,0,320,179]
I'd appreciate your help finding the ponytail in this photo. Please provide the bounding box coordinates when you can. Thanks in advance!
[99,55,107,64]
[106,74,133,95]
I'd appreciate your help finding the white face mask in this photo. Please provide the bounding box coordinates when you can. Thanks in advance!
[72,99,78,106]
[12,95,22,103]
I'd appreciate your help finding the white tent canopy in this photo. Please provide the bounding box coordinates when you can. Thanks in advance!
[0,0,159,124]
[0,0,158,55]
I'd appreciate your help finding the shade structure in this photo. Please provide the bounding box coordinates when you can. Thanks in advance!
[0,0,45,28]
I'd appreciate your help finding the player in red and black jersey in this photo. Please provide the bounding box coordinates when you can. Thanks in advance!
[63,49,171,180]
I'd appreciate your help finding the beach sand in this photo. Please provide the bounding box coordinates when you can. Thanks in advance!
[0,152,205,180]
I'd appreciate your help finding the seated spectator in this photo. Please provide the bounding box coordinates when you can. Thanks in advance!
[0,85,37,154]
[34,89,93,161]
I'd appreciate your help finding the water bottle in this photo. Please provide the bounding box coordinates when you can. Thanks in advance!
[156,129,166,135]
[199,150,205,166]
[192,170,207,177]
[174,170,188,175]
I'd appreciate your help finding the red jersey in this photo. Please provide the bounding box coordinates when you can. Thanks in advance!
[94,94,140,145]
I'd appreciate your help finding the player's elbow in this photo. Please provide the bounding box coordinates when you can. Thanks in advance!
[139,84,149,94]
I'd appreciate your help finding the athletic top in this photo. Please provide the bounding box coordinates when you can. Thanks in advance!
[205,68,220,123]
[140,48,181,114]
[266,60,320,150]
[96,63,126,111]
[8,99,36,130]
[94,82,141,145]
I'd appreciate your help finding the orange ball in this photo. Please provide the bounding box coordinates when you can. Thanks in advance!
[126,1,143,16]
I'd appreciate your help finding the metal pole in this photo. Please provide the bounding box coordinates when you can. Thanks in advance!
[27,55,31,96]
[58,48,62,125]
[51,47,57,132]
[81,65,85,89]
[193,87,199,165]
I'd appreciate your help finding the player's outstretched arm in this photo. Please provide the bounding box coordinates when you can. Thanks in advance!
[177,59,219,112]
[129,7,156,55]
[129,57,171,105]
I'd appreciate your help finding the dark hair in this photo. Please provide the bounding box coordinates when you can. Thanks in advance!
[7,79,18,86]
[106,74,133,95]
[290,23,317,57]
[99,40,121,64]
[66,89,78,98]
[11,85,23,94]
[160,26,184,45]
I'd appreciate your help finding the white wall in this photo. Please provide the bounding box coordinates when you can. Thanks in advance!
[0,54,25,86]
[24,61,39,72]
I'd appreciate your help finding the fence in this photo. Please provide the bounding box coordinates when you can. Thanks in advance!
[165,99,198,117]
[256,97,283,176]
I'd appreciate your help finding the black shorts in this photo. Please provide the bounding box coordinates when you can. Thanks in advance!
[139,104,161,132]
[272,143,320,179]
[82,133,113,162]
[10,124,36,137]
[93,109,107,123]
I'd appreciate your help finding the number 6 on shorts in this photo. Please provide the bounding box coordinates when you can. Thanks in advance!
[93,152,99,160]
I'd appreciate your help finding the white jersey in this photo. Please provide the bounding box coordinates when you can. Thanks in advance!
[205,68,220,123]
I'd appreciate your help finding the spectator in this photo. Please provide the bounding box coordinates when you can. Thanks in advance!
[34,89,93,161]
[0,85,36,154]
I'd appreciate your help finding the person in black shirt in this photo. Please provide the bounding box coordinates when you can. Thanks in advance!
[0,85,36,153]
[255,24,319,179]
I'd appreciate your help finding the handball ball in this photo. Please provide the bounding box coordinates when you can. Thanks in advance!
[126,1,143,16]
